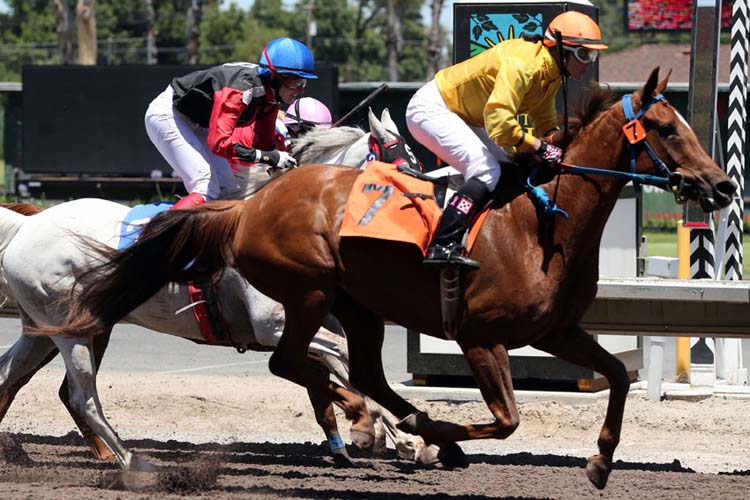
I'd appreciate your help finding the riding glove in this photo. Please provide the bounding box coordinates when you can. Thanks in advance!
[537,141,563,169]
[265,150,298,169]
[233,144,298,169]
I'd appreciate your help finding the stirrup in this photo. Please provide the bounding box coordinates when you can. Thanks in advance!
[423,243,480,270]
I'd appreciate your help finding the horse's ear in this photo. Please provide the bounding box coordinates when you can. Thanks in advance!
[368,107,387,141]
[655,68,672,95]
[380,108,399,134]
[641,67,660,101]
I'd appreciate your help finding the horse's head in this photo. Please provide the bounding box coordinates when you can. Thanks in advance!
[366,108,422,171]
[626,67,735,211]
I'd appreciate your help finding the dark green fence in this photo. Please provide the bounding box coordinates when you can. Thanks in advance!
[2,81,749,199]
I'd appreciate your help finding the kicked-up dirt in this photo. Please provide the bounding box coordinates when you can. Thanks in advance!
[1,371,748,499]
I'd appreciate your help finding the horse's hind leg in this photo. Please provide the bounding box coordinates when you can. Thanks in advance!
[57,329,114,461]
[533,324,629,490]
[307,328,376,452]
[0,333,58,423]
[304,352,355,466]
[267,291,358,458]
[52,335,154,471]
[316,340,437,462]
[330,293,423,426]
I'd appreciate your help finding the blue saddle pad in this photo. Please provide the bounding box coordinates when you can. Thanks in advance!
[118,202,173,250]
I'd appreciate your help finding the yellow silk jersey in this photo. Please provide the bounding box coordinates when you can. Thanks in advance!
[434,38,562,151]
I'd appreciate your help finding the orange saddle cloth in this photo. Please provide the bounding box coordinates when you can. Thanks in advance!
[340,161,489,255]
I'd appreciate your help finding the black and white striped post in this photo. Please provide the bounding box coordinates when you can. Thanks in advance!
[714,0,748,385]
[725,0,746,281]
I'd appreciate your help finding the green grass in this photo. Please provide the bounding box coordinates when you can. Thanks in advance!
[644,230,750,279]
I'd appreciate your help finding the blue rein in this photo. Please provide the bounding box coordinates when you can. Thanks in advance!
[526,93,677,218]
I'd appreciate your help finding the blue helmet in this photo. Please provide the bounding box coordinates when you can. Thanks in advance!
[259,38,318,79]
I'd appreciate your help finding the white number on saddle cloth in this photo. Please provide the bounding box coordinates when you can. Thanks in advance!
[358,183,394,225]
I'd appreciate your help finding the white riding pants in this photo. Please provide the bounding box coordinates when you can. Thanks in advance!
[405,79,505,191]
[144,85,239,200]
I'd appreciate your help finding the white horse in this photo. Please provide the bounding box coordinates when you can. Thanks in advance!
[0,109,436,470]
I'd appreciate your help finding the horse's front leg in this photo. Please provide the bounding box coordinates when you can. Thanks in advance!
[533,324,629,490]
[396,341,519,465]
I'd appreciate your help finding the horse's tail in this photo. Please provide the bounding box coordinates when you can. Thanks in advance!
[30,201,246,338]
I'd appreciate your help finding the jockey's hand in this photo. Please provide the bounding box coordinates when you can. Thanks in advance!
[537,141,563,170]
[260,150,298,170]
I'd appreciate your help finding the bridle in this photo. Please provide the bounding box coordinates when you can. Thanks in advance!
[526,93,687,218]
[560,93,683,193]
[366,129,421,171]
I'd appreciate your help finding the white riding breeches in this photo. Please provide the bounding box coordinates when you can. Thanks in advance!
[144,85,240,200]
[405,79,505,191]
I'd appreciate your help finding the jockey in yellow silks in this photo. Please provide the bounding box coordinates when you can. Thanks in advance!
[406,11,607,269]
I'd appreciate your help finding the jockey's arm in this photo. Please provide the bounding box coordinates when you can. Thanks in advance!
[528,94,560,150]
[231,125,296,170]
[206,87,247,159]
[484,59,537,152]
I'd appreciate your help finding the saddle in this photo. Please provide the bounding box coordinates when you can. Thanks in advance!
[340,162,494,340]
[119,203,238,349]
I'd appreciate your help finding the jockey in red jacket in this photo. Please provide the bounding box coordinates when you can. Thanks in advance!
[144,37,318,209]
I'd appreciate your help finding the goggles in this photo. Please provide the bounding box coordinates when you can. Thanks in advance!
[286,121,314,137]
[563,45,598,64]
[282,76,307,91]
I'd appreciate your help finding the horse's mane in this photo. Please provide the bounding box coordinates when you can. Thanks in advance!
[291,125,366,165]
[571,85,619,143]
[511,84,617,167]
[498,84,618,206]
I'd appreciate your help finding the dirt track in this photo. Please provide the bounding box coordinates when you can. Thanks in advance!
[1,371,749,499]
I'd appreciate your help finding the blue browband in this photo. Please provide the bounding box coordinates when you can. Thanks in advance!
[526,93,680,218]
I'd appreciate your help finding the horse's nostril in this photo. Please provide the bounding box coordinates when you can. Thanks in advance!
[716,180,736,197]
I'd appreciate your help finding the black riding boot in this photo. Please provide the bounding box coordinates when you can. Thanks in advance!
[424,178,492,269]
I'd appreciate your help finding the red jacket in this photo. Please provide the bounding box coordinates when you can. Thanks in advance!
[171,63,281,163]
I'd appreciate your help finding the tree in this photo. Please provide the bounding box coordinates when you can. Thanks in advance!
[76,0,96,64]
[144,0,156,64]
[425,0,444,77]
[385,0,401,81]
[186,0,202,64]
[397,0,426,81]
[51,0,74,64]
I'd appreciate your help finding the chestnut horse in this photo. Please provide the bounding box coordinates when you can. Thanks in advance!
[39,69,734,488]
[0,110,437,470]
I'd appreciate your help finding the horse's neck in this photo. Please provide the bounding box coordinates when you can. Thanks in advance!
[337,134,370,168]
[294,126,368,168]
[516,108,630,270]
[559,109,630,232]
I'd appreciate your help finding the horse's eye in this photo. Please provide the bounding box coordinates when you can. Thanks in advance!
[658,124,677,138]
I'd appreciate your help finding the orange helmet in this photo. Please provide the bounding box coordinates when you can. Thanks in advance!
[543,11,608,50]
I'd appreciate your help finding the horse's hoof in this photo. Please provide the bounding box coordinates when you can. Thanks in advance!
[87,435,116,462]
[585,455,611,490]
[415,444,441,465]
[332,451,358,468]
[396,411,430,434]
[371,438,388,458]
[349,429,375,451]
[437,442,467,468]
[127,453,158,473]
